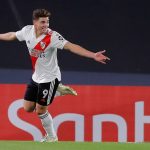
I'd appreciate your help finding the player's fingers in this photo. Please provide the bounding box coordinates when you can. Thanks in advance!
[101,57,110,63]
[100,50,106,54]
[99,52,111,60]
[97,54,110,61]
[100,60,106,64]
[95,50,105,56]
[106,56,111,60]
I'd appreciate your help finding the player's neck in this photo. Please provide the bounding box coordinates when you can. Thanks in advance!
[35,30,42,38]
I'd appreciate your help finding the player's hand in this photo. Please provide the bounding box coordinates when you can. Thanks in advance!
[94,50,110,64]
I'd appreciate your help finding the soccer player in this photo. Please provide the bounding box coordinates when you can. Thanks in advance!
[0,9,110,142]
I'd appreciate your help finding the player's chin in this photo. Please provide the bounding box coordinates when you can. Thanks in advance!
[41,28,47,33]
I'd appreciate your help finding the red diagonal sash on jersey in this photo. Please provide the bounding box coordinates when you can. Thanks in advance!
[31,33,52,70]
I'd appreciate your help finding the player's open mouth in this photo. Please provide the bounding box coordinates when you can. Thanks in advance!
[41,27,47,31]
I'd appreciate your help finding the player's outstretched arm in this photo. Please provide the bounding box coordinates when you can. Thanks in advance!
[64,42,110,64]
[0,32,17,41]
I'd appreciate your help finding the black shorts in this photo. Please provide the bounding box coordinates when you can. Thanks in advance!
[24,78,60,106]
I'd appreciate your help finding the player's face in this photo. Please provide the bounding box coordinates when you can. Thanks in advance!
[34,17,49,34]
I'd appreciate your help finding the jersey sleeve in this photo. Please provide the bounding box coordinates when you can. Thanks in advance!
[15,26,27,41]
[51,31,68,49]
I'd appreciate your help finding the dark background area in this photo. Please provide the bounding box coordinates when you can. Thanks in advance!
[0,0,150,74]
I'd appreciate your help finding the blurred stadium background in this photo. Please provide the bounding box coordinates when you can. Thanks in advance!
[1,0,150,84]
[0,0,150,145]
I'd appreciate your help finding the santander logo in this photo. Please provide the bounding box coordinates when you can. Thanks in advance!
[7,99,149,142]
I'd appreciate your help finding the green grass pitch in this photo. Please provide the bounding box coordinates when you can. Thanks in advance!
[0,141,150,150]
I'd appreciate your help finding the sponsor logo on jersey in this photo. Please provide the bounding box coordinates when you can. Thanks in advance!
[31,33,51,70]
[30,49,45,58]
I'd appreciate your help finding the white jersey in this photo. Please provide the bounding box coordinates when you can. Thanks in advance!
[16,25,68,83]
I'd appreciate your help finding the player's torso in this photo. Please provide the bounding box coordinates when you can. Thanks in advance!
[23,26,60,83]
[23,26,58,69]
[25,26,53,59]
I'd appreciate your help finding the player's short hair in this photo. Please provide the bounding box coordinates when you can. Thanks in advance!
[32,9,51,20]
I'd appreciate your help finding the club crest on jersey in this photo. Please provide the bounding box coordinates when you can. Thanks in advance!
[40,41,46,49]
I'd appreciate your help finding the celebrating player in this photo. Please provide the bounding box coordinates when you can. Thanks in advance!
[0,8,110,142]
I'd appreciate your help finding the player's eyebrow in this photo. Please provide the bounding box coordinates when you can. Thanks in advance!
[41,20,49,23]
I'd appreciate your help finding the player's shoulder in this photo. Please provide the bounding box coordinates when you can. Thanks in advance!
[47,29,61,39]
[50,30,62,38]
[46,28,56,35]
[22,25,33,32]
[24,25,33,29]
[47,28,59,35]
[52,30,60,35]
[47,29,65,42]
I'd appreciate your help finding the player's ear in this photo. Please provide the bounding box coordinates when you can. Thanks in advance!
[33,20,36,25]
[33,20,39,29]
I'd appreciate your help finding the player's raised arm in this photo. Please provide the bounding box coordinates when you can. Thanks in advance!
[64,42,110,64]
[0,32,17,41]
